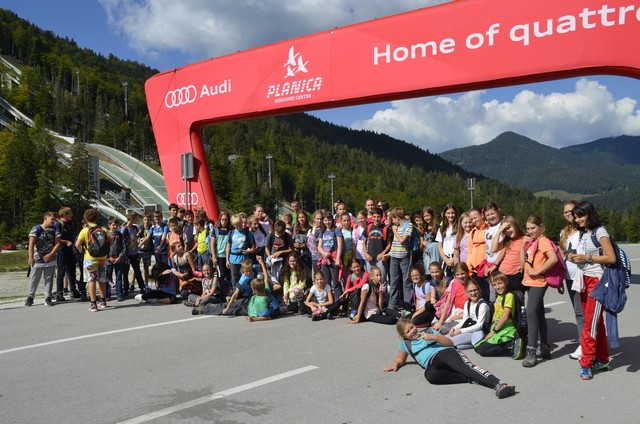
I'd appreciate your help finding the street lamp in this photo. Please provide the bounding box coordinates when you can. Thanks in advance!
[328,173,336,214]
[467,177,476,209]
[266,154,273,189]
[122,81,129,118]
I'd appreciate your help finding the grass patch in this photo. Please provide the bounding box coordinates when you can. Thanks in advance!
[0,250,29,272]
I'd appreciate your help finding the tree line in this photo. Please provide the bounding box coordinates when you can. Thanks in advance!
[0,8,639,242]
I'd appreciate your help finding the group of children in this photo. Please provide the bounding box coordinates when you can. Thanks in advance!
[25,198,616,384]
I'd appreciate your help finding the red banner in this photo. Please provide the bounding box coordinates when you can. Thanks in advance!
[145,0,640,220]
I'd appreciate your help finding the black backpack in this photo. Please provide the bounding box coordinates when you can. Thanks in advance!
[87,226,110,257]
[506,290,527,343]
[463,299,493,334]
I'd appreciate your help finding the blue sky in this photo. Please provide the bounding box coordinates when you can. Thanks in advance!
[1,0,639,152]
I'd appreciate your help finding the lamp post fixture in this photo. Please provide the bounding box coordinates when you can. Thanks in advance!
[266,154,273,189]
[468,177,476,209]
[122,81,129,118]
[328,173,336,214]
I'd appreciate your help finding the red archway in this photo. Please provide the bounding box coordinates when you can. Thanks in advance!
[145,0,640,220]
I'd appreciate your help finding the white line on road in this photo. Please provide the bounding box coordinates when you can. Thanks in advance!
[544,301,566,308]
[0,316,213,355]
[117,365,319,424]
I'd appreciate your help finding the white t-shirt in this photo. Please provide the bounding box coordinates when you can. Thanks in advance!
[576,227,609,278]
[485,222,502,264]
[562,230,579,280]
[435,226,456,257]
[310,285,330,304]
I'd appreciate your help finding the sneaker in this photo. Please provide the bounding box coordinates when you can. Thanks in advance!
[79,292,88,302]
[71,290,81,299]
[44,298,54,307]
[135,294,144,302]
[55,293,66,302]
[25,296,34,307]
[117,296,126,302]
[98,301,107,310]
[580,366,593,380]
[63,288,69,295]
[311,315,321,321]
[183,300,195,307]
[511,337,524,360]
[191,307,201,315]
[495,383,516,399]
[569,345,582,360]
[326,313,334,320]
[591,359,611,373]
[89,303,98,312]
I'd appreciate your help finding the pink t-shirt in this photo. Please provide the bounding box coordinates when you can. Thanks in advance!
[362,284,380,319]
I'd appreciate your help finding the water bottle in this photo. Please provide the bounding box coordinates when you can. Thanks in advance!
[520,306,527,328]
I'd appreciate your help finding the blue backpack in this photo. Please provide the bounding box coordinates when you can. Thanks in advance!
[590,228,631,289]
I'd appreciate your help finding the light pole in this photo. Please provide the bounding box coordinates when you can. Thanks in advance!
[467,177,476,209]
[266,154,273,189]
[328,173,336,214]
[122,81,129,118]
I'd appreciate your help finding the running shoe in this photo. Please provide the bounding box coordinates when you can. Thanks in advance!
[495,383,516,399]
[591,359,611,373]
[580,366,593,380]
[89,303,98,312]
[98,301,107,310]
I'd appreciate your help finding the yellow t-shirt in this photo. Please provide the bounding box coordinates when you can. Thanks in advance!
[77,225,110,261]
[197,230,209,254]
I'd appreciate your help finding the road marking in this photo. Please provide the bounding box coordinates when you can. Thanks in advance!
[0,316,213,355]
[544,301,566,308]
[117,366,318,424]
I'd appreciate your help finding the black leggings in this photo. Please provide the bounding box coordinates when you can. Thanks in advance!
[367,308,401,325]
[475,340,512,357]
[424,349,500,389]
[412,303,436,327]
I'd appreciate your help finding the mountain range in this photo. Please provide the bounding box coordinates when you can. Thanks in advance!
[439,132,640,211]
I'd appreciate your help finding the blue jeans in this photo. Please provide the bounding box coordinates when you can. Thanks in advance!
[106,262,125,297]
[389,255,411,310]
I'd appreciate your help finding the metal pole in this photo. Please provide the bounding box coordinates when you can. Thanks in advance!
[266,154,273,189]
[122,81,129,118]
[468,178,476,209]
[328,173,336,214]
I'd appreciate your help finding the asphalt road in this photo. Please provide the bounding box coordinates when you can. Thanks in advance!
[1,245,639,424]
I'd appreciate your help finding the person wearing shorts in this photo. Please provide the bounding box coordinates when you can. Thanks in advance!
[75,208,112,312]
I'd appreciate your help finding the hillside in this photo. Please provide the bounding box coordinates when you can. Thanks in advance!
[561,135,640,165]
[439,132,640,211]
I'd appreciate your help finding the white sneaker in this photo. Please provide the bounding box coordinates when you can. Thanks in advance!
[134,294,144,302]
[569,345,582,360]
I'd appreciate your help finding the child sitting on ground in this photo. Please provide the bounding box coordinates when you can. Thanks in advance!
[474,271,522,358]
[432,262,470,334]
[281,251,311,313]
[184,263,223,307]
[247,278,272,322]
[301,272,334,321]
[447,280,490,349]
[409,265,437,327]
[135,262,179,304]
[349,266,400,325]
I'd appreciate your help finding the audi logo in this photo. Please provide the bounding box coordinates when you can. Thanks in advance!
[164,85,197,108]
[176,192,199,206]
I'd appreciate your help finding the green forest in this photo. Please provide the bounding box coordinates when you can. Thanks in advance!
[1,8,639,242]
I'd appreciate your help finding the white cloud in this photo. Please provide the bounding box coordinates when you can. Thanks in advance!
[99,0,446,64]
[351,78,640,152]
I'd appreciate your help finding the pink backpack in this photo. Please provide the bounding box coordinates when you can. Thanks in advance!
[528,237,567,288]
